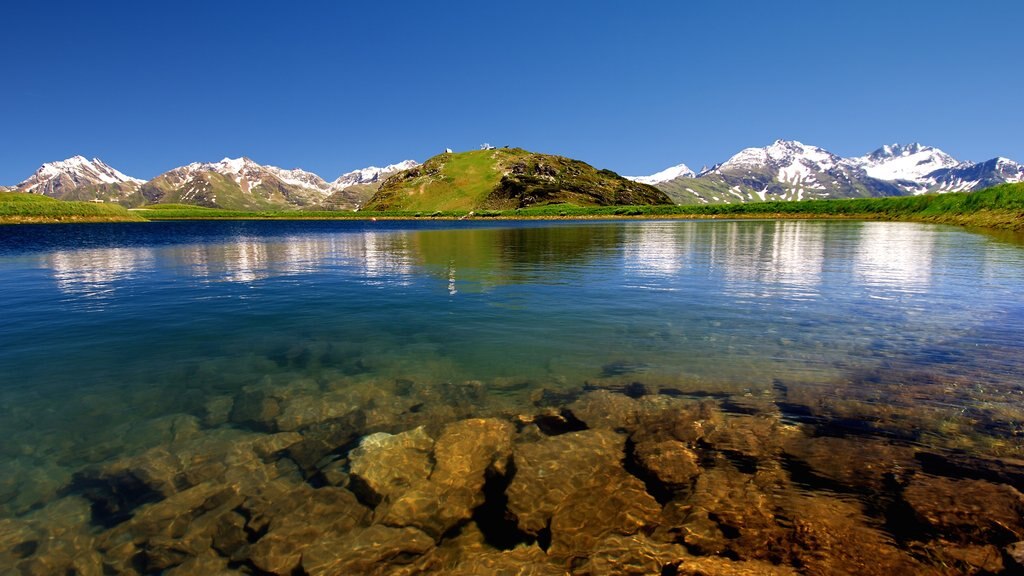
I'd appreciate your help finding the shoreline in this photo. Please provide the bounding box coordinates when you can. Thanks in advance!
[2,183,1022,231]
[2,210,1021,233]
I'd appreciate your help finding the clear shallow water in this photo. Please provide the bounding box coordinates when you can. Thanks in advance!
[2,219,1024,572]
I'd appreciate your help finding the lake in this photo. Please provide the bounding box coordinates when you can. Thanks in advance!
[1,219,1023,574]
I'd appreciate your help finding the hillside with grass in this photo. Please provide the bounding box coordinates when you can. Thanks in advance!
[0,192,146,223]
[364,148,671,211]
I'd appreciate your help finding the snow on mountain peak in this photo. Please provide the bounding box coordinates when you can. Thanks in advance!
[333,160,420,188]
[626,163,696,184]
[851,143,960,181]
[21,156,143,191]
[715,140,840,188]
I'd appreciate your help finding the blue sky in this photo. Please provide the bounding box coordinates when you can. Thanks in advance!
[2,0,1021,183]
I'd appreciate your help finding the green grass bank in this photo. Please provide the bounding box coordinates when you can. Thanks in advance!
[0,192,146,224]
[3,184,1023,231]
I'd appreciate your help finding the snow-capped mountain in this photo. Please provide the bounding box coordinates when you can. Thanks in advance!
[652,140,904,204]
[644,141,1022,205]
[923,157,1024,192]
[625,163,695,185]
[15,156,143,202]
[321,160,421,210]
[332,160,419,190]
[138,157,335,210]
[849,143,961,182]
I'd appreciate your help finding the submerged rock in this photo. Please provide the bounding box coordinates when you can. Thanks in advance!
[506,427,662,562]
[633,439,701,490]
[902,475,1024,543]
[247,485,370,574]
[380,418,514,538]
[348,427,435,506]
[301,524,436,575]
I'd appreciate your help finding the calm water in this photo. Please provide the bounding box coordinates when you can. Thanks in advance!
[1,219,1024,570]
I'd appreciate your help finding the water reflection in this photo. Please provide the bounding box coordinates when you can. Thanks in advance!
[48,247,155,302]
[709,221,825,299]
[43,221,952,305]
[621,222,693,279]
[854,222,934,294]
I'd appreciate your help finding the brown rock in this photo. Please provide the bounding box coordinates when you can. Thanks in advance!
[567,390,640,431]
[301,525,435,576]
[348,427,435,505]
[633,439,701,489]
[447,544,565,575]
[903,476,1024,542]
[548,477,661,561]
[507,429,628,535]
[381,418,514,538]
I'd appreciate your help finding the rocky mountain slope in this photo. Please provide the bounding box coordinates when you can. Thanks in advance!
[321,160,420,210]
[136,157,335,210]
[13,156,144,203]
[639,141,1023,205]
[365,148,671,211]
[10,155,419,210]
[12,142,1021,210]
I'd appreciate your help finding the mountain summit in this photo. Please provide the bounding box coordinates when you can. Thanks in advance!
[366,148,671,211]
[849,143,961,182]
[640,141,1022,204]
[15,156,143,202]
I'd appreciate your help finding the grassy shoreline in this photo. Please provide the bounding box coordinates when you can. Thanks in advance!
[3,184,1022,231]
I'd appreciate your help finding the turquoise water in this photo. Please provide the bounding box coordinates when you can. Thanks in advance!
[1,219,1023,571]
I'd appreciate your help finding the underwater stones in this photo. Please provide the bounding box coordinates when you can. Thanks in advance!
[76,429,304,513]
[348,427,435,505]
[0,457,72,516]
[1,497,103,576]
[274,389,363,432]
[284,409,367,472]
[445,544,564,576]
[163,551,239,575]
[380,419,514,538]
[633,439,701,489]
[1007,540,1024,567]
[702,413,796,463]
[247,487,370,575]
[927,542,1004,574]
[903,475,1024,542]
[507,428,638,536]
[571,533,687,575]
[547,478,661,561]
[781,434,916,494]
[93,482,244,573]
[674,467,785,561]
[777,494,926,576]
[201,395,234,427]
[567,390,640,431]
[300,524,436,576]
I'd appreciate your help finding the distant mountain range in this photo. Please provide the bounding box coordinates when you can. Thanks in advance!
[9,156,419,210]
[629,141,1023,204]
[6,141,1021,209]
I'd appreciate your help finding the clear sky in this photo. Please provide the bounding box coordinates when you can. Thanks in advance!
[2,0,1021,183]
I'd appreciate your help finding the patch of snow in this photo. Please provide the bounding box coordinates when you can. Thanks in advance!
[626,163,696,184]
[19,156,144,191]
[849,143,961,181]
[332,160,420,189]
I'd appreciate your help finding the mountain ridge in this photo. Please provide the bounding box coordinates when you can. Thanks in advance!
[639,140,1022,204]
[10,141,1021,209]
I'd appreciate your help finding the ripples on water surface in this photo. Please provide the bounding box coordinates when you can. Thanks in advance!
[1,219,1023,574]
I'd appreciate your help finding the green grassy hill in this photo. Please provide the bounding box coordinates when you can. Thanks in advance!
[364,148,672,211]
[0,192,146,223]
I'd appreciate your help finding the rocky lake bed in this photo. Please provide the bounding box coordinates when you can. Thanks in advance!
[4,367,1024,575]
[2,219,1023,574]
